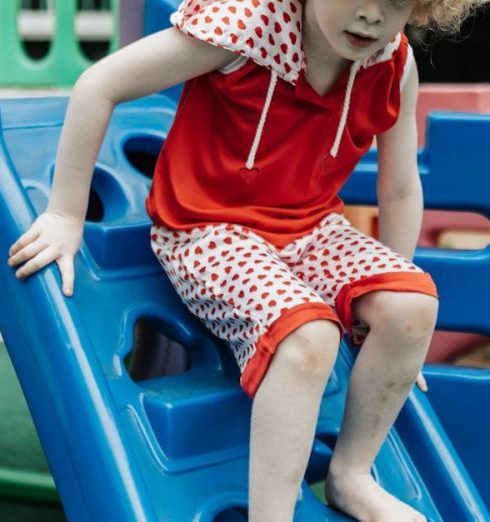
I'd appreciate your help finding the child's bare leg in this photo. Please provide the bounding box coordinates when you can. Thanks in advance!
[325,291,438,522]
[249,319,340,522]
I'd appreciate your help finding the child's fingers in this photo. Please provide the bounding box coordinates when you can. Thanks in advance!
[8,239,46,268]
[415,372,428,392]
[14,248,56,280]
[56,256,75,296]
[9,227,40,256]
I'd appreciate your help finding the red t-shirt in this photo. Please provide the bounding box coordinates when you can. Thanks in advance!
[146,0,412,248]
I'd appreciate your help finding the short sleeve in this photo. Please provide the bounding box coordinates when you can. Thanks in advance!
[169,0,304,84]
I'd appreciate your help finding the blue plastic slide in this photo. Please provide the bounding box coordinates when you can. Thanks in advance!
[0,95,488,521]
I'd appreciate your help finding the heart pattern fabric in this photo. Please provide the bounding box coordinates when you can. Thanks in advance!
[170,0,305,84]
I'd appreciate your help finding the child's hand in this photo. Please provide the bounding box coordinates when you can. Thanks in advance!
[415,372,428,393]
[7,212,84,297]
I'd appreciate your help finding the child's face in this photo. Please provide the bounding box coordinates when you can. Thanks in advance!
[306,0,415,61]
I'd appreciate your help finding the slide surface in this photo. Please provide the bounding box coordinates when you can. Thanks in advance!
[0,96,488,521]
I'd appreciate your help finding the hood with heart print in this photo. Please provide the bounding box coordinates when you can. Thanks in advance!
[170,0,403,84]
[170,0,409,170]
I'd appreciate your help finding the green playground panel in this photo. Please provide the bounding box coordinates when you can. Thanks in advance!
[0,0,119,87]
[0,343,59,505]
[0,468,58,505]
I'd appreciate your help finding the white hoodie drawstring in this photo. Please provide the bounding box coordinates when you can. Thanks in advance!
[329,59,361,158]
[244,70,278,170]
[243,59,362,171]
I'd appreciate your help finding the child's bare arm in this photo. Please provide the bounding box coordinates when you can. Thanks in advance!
[8,28,237,295]
[47,28,236,221]
[376,62,422,262]
[376,64,430,393]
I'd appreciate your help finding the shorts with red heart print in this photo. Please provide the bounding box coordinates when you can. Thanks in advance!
[150,213,437,398]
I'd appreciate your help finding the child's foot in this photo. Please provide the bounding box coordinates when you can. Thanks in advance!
[325,467,427,522]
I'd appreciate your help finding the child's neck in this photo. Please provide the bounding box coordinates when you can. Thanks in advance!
[302,2,350,96]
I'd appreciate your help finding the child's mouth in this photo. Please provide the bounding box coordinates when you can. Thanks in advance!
[344,31,378,49]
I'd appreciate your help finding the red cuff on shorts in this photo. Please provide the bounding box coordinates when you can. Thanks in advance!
[240,302,342,398]
[335,271,438,344]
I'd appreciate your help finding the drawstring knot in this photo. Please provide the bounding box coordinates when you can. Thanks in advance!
[243,70,278,171]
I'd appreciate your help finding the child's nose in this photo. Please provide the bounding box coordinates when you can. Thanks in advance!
[355,1,384,25]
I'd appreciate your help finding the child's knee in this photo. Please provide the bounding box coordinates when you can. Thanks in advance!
[275,319,340,378]
[364,292,438,343]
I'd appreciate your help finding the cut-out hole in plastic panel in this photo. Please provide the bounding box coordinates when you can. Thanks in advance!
[316,433,338,451]
[51,165,128,224]
[305,436,334,485]
[137,311,251,464]
[344,207,490,250]
[125,318,190,381]
[19,0,53,60]
[76,0,113,61]
[309,481,327,504]
[420,210,490,250]
[450,335,490,369]
[79,167,128,223]
[78,41,110,61]
[427,330,490,366]
[22,40,51,60]
[123,135,163,178]
[213,507,248,521]
[86,186,104,222]
[343,205,379,237]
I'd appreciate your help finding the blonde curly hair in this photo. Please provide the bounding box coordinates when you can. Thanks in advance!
[409,0,490,32]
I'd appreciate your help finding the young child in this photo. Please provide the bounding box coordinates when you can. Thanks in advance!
[7,1,489,520]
